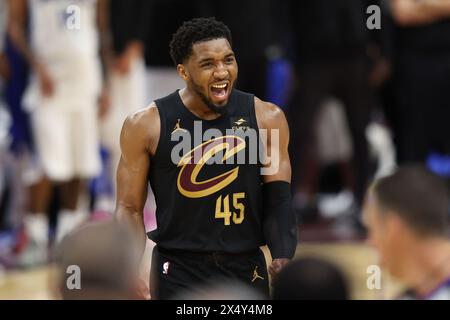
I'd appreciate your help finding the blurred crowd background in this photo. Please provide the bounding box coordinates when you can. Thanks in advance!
[0,0,449,299]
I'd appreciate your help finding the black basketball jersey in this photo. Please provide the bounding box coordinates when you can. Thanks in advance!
[147,89,265,253]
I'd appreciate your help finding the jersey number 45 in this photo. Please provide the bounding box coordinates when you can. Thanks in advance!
[215,193,245,225]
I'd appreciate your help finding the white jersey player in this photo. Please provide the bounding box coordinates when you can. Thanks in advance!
[8,0,110,266]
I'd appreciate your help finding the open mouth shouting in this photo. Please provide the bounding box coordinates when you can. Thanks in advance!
[210,82,230,105]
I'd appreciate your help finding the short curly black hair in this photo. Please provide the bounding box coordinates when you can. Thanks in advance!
[170,17,232,65]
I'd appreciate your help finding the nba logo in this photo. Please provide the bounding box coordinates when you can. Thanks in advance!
[163,262,170,275]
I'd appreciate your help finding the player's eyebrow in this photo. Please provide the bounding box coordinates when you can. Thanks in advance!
[198,57,214,65]
[198,53,235,65]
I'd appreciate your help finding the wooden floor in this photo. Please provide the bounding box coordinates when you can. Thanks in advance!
[0,242,403,300]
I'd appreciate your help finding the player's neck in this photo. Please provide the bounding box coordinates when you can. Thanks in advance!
[179,88,222,121]
[402,238,450,296]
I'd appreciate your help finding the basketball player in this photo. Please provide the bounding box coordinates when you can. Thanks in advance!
[116,17,297,299]
[98,0,150,213]
[363,166,450,299]
[8,0,110,264]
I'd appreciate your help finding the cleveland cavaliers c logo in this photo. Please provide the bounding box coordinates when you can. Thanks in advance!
[177,136,246,198]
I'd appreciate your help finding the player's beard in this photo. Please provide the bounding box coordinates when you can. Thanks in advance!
[191,79,232,115]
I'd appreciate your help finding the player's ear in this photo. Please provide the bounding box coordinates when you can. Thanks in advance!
[177,64,189,81]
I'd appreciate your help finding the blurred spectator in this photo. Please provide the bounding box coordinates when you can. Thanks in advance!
[174,280,266,300]
[363,165,450,300]
[56,221,142,299]
[286,1,384,223]
[98,0,151,213]
[389,0,450,164]
[8,0,110,266]
[273,256,349,300]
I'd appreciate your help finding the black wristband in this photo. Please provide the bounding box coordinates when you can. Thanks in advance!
[262,181,298,259]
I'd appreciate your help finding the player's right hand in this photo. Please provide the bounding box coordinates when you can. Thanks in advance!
[36,63,54,97]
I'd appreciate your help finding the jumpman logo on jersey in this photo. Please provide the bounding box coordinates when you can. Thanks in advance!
[252,266,264,282]
[171,119,187,135]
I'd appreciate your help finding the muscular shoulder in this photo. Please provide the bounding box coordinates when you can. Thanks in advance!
[121,102,160,156]
[254,97,287,131]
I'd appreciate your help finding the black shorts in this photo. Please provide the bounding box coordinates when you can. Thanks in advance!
[150,246,269,300]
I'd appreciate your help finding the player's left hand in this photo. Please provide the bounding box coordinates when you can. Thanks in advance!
[269,258,290,284]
